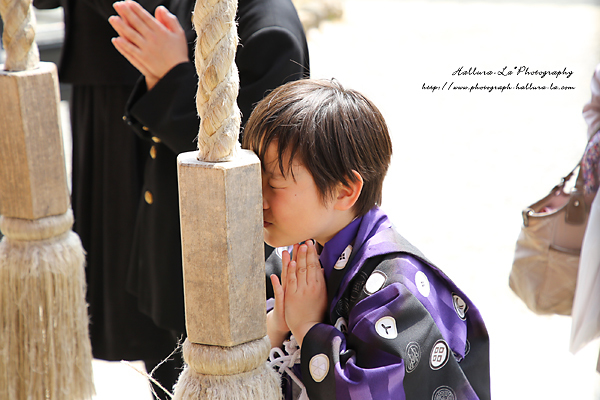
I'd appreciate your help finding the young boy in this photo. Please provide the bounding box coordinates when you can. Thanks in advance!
[242,79,490,400]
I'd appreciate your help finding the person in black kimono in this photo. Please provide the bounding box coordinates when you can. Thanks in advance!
[32,1,182,397]
[111,0,309,396]
[34,0,308,397]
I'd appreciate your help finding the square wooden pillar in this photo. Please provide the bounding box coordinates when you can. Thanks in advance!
[177,149,266,347]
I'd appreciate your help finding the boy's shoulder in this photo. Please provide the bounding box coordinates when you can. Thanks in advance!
[339,225,486,357]
[349,227,480,327]
[351,223,466,303]
[320,228,490,400]
[346,234,476,326]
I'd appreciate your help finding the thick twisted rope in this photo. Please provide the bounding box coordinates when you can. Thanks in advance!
[0,0,39,71]
[193,0,241,162]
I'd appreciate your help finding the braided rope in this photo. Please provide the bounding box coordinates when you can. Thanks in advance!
[0,0,39,71]
[193,0,241,162]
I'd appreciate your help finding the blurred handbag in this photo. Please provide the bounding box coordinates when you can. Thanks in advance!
[509,162,591,315]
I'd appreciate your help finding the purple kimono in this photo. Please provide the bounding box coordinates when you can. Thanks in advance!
[273,207,490,400]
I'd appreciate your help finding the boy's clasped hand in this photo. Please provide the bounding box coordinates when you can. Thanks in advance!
[268,240,328,348]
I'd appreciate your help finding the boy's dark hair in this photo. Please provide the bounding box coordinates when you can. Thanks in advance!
[242,79,392,217]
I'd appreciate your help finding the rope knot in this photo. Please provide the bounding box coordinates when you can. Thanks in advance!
[268,336,309,400]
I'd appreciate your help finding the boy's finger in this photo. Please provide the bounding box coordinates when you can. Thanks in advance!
[270,274,284,308]
[286,260,298,293]
[281,249,289,292]
[270,274,282,295]
[291,243,299,263]
[306,240,320,284]
[296,244,308,285]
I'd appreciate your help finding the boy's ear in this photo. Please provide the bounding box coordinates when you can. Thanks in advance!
[334,170,363,211]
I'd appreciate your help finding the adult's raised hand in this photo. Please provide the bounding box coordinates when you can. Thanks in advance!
[109,1,189,90]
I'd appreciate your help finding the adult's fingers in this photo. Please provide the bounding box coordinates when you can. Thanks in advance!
[113,1,161,41]
[108,15,145,49]
[111,36,154,79]
[155,5,184,34]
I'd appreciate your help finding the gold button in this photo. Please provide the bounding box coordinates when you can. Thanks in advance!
[150,146,157,159]
[144,191,153,204]
[152,136,161,143]
[142,126,150,131]
[122,115,127,121]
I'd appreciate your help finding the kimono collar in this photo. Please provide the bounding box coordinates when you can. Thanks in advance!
[351,206,395,263]
[324,207,395,313]
[319,215,362,281]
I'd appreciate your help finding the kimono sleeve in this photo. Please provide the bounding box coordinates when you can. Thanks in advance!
[300,282,482,400]
[125,61,199,154]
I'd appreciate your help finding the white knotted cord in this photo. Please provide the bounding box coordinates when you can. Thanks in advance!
[268,336,309,400]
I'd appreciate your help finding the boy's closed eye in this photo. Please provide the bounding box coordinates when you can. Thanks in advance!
[269,182,286,189]
[267,174,289,189]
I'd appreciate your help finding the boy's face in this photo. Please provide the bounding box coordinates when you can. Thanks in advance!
[261,141,339,248]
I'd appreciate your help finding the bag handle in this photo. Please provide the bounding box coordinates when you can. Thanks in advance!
[565,164,586,224]
[564,133,598,224]
[523,138,592,227]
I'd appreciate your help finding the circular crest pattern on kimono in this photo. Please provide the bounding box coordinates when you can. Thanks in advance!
[405,341,421,373]
[375,316,398,339]
[432,385,457,400]
[415,271,431,297]
[429,339,450,370]
[364,270,387,295]
[452,293,468,320]
[309,354,329,382]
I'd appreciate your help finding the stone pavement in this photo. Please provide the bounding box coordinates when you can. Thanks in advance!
[60,0,600,398]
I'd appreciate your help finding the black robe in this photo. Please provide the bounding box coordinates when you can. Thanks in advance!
[123,0,309,335]
[33,0,180,361]
[34,0,309,362]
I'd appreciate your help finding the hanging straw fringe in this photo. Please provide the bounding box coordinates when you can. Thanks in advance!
[0,0,40,71]
[0,211,95,400]
[173,336,281,400]
[121,337,188,400]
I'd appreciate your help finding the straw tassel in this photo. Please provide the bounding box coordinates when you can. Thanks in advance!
[0,1,94,398]
[173,337,281,400]
[0,212,95,400]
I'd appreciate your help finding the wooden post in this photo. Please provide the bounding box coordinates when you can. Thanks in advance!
[0,1,94,399]
[172,0,280,398]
